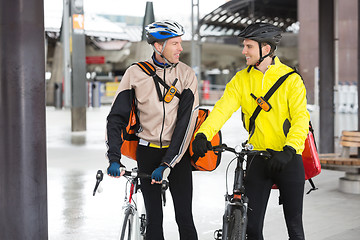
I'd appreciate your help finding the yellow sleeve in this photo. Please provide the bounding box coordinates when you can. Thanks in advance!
[196,75,242,140]
[285,75,311,153]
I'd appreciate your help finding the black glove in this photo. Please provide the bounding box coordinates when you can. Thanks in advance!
[192,133,212,158]
[266,146,295,173]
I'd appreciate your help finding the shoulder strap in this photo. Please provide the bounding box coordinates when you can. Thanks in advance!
[248,70,296,133]
[263,70,296,101]
[136,62,163,101]
[135,61,181,100]
[135,61,157,76]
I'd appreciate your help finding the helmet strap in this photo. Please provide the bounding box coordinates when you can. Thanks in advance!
[255,42,263,66]
[255,42,273,67]
[152,40,176,68]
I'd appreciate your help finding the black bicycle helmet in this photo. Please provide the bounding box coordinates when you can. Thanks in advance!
[145,20,184,44]
[238,22,282,47]
[239,22,282,66]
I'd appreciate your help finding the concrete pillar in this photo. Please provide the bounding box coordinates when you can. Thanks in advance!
[141,1,155,41]
[357,2,360,156]
[70,0,87,131]
[298,0,319,105]
[0,0,48,239]
[47,42,64,107]
[319,0,335,153]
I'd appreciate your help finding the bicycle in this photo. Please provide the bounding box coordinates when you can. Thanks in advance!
[212,142,270,240]
[93,168,169,240]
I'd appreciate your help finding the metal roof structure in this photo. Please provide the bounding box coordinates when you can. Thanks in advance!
[45,14,143,51]
[45,14,143,43]
[199,0,298,37]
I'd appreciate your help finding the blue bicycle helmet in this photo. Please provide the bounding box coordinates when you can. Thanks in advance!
[145,20,185,44]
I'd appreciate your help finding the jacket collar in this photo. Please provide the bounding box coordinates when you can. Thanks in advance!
[151,53,178,69]
[247,56,279,73]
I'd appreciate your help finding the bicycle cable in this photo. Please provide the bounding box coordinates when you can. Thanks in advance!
[224,150,261,197]
[123,177,138,210]
[225,156,237,197]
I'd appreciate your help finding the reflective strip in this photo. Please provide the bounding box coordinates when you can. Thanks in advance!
[168,104,199,166]
[139,139,169,148]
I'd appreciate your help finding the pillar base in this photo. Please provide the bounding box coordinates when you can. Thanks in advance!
[339,172,360,194]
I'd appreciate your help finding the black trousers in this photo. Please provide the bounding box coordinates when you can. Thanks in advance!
[245,154,305,240]
[137,145,198,240]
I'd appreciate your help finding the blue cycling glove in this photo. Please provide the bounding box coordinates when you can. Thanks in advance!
[107,162,125,177]
[151,165,171,182]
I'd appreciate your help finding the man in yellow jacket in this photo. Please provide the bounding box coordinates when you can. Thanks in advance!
[192,23,310,240]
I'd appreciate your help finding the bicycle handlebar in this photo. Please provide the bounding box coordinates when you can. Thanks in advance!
[212,144,237,154]
[123,169,169,205]
[123,170,151,179]
[93,169,169,204]
[212,143,271,158]
[123,170,168,189]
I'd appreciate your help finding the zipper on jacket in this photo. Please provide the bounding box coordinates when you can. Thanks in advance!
[159,68,167,148]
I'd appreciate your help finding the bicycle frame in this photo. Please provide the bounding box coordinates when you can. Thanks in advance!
[92,168,147,240]
[120,169,147,240]
[219,144,248,240]
[93,168,168,240]
[213,143,269,240]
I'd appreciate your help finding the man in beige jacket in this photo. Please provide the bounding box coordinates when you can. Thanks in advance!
[106,20,199,240]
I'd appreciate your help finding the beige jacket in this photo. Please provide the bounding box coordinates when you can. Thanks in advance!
[106,58,199,167]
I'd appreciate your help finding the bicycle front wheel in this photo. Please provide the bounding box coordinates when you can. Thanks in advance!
[120,208,134,240]
[229,208,247,240]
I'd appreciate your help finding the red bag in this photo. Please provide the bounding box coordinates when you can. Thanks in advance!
[302,124,321,180]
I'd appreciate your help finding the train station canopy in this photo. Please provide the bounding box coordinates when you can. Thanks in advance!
[199,0,298,37]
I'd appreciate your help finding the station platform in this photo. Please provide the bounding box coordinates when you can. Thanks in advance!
[47,106,360,240]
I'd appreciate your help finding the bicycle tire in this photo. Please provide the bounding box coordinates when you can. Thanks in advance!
[120,208,134,240]
[228,208,247,240]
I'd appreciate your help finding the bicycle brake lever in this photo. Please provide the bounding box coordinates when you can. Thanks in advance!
[93,170,104,196]
[161,180,169,206]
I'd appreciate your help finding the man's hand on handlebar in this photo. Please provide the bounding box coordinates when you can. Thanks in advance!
[107,161,126,178]
[151,163,171,206]
[192,133,212,158]
[151,164,171,185]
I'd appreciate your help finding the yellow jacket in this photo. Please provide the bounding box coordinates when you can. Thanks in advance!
[197,57,310,154]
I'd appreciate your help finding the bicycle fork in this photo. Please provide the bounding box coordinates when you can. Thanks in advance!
[233,163,248,240]
[219,198,248,239]
[221,162,248,240]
